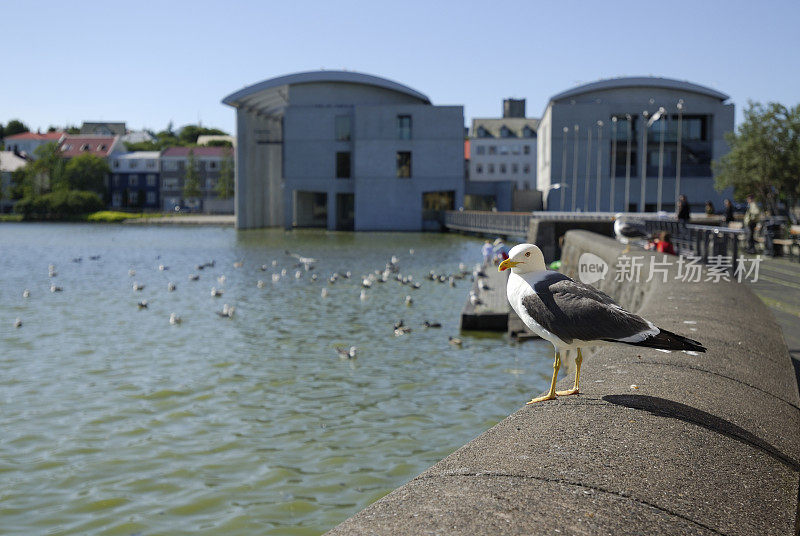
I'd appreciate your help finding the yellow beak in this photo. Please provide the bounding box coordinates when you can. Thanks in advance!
[498,259,520,272]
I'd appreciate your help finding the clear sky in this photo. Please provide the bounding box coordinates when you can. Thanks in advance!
[3,0,799,135]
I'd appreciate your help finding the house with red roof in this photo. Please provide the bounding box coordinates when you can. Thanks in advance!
[58,135,124,159]
[3,131,65,159]
[160,146,234,213]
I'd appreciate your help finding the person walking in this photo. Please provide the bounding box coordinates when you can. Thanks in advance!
[676,194,691,226]
[744,194,761,254]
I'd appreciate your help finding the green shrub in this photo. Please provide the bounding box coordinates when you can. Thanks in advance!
[86,211,144,223]
[14,190,104,220]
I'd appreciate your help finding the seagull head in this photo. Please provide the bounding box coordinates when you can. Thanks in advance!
[498,243,546,274]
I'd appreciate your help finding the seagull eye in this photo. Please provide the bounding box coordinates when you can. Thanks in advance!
[525,252,531,257]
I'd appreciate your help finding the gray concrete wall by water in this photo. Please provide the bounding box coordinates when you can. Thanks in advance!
[326,230,800,535]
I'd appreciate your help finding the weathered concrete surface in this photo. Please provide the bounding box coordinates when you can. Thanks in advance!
[326,230,800,535]
[122,214,235,226]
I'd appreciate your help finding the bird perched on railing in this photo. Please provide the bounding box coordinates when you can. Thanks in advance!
[613,213,649,253]
[500,243,705,404]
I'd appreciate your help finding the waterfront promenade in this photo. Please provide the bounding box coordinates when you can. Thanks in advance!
[327,230,800,535]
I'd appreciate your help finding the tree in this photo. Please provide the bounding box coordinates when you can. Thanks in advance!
[183,150,201,202]
[17,142,66,197]
[62,153,109,195]
[216,150,234,199]
[714,101,800,211]
[178,124,228,145]
[4,119,29,137]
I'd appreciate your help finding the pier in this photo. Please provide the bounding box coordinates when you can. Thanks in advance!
[327,229,800,535]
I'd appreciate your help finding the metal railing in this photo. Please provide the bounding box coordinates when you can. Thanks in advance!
[443,210,531,237]
[643,219,743,270]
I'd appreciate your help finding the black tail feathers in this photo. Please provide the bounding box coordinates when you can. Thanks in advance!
[606,328,706,352]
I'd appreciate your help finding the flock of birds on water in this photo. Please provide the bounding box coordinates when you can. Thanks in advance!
[10,248,495,358]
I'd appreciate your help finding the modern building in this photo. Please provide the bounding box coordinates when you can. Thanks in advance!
[160,146,234,213]
[222,70,464,230]
[468,99,539,190]
[3,131,65,159]
[0,151,27,212]
[80,122,126,136]
[536,77,734,213]
[109,151,161,209]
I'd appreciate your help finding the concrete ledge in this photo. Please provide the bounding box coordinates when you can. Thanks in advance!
[326,230,800,535]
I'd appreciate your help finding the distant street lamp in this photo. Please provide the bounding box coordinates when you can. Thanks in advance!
[624,114,632,212]
[571,125,579,211]
[610,117,618,212]
[560,126,569,210]
[584,128,592,211]
[640,106,664,213]
[656,106,666,212]
[596,120,603,211]
[543,183,569,210]
[675,99,684,207]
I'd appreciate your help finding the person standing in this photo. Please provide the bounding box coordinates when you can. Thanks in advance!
[723,198,735,225]
[743,194,761,254]
[481,240,493,265]
[676,194,691,225]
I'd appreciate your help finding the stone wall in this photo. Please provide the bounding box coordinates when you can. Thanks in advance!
[326,230,800,535]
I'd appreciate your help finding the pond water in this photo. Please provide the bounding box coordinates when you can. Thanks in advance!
[0,223,551,535]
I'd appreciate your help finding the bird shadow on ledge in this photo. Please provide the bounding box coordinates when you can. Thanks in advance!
[603,394,800,472]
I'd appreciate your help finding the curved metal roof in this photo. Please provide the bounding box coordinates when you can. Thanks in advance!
[222,70,431,109]
[550,77,729,103]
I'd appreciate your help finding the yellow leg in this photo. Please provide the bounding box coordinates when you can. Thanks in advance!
[557,348,582,396]
[528,351,560,403]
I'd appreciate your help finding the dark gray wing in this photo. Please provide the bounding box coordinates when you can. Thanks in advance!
[521,275,652,344]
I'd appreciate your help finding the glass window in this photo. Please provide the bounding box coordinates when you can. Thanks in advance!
[146,174,157,187]
[475,146,485,155]
[488,146,497,155]
[113,175,120,187]
[499,145,509,155]
[130,160,138,169]
[128,190,138,204]
[396,151,411,178]
[209,161,217,170]
[397,115,412,140]
[113,160,120,168]
[146,160,155,168]
[523,164,530,174]
[500,164,507,174]
[128,175,138,187]
[146,191,156,204]
[476,164,483,174]
[512,163,518,173]
[511,145,521,155]
[335,115,352,141]
[523,145,531,155]
[336,152,351,178]
[488,164,495,173]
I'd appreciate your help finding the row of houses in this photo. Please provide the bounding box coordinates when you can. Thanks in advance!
[223,71,734,230]
[1,126,234,213]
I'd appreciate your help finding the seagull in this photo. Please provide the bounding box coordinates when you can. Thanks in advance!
[285,250,316,270]
[404,295,413,306]
[211,287,223,297]
[257,280,265,288]
[321,288,329,298]
[159,264,168,271]
[50,284,63,293]
[335,345,358,359]
[423,320,442,328]
[613,213,650,253]
[188,274,200,281]
[167,282,176,292]
[216,304,235,318]
[448,336,463,347]
[469,292,482,306]
[169,313,182,325]
[133,282,144,291]
[14,318,22,328]
[499,243,705,404]
[22,289,30,298]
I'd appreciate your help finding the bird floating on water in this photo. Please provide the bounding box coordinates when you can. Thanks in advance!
[23,289,30,298]
[423,320,442,328]
[14,318,22,328]
[167,282,176,292]
[50,284,63,293]
[335,345,358,359]
[499,243,705,404]
[404,295,413,306]
[137,300,148,309]
[257,280,265,288]
[188,274,200,281]
[211,287,223,297]
[133,282,144,291]
[448,336,463,347]
[169,313,182,325]
[216,304,235,318]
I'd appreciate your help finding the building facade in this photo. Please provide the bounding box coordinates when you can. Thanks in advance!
[536,77,734,213]
[109,151,161,209]
[160,146,234,213]
[222,70,464,231]
[3,131,65,159]
[468,99,539,190]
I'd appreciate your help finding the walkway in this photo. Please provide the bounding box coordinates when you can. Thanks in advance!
[745,254,800,387]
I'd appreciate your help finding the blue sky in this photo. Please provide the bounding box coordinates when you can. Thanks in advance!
[3,0,799,135]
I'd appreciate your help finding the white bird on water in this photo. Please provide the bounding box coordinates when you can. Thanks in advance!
[499,243,705,404]
[169,313,182,325]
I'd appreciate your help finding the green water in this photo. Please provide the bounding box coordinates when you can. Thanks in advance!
[0,223,551,535]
